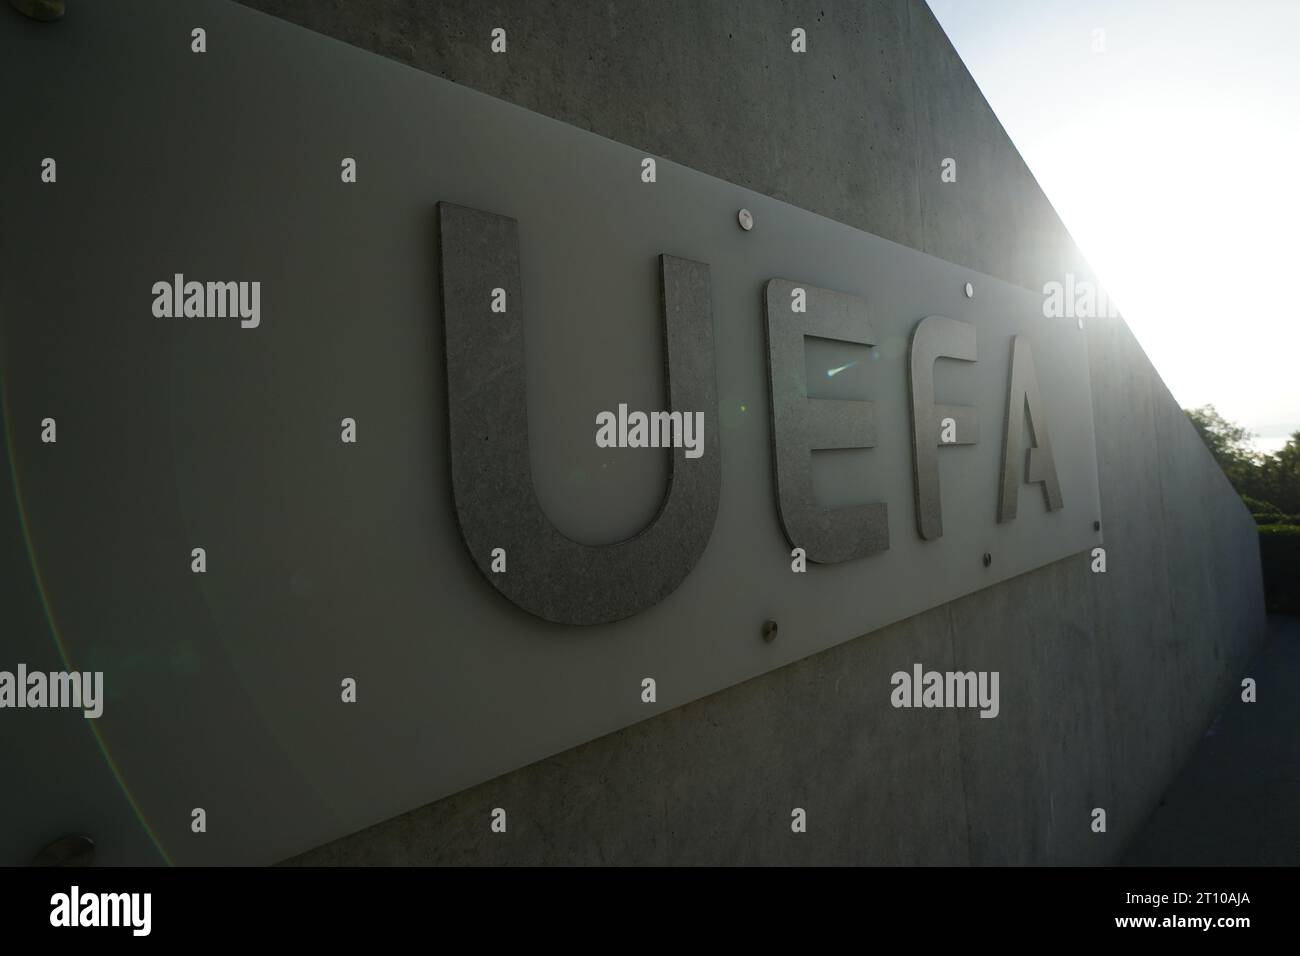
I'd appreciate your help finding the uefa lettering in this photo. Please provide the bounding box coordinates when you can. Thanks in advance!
[441,203,1069,625]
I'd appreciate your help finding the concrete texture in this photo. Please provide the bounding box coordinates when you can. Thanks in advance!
[202,0,1272,864]
[234,0,1093,294]
[1124,616,1300,865]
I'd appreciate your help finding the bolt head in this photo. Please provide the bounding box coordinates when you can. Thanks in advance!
[761,619,778,642]
[982,552,992,568]
[9,0,65,20]
[963,281,974,299]
[1094,520,1101,532]
[738,208,754,231]
[32,835,95,866]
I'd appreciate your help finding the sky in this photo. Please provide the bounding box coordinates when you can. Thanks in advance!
[927,0,1300,454]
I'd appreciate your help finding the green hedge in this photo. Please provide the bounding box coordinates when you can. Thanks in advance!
[1259,524,1300,614]
[1246,496,1300,526]
[1254,512,1300,526]
[1245,495,1280,514]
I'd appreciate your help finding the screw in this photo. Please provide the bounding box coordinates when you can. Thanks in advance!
[9,0,65,20]
[738,208,754,231]
[1093,520,1101,531]
[964,281,974,299]
[761,619,778,642]
[32,835,95,867]
[982,552,992,568]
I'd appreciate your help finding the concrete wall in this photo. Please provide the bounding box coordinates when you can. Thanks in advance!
[221,0,1265,865]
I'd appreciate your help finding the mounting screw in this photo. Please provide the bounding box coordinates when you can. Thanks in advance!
[963,281,974,299]
[32,835,95,867]
[1093,520,1101,531]
[761,619,778,642]
[737,208,754,231]
[982,552,992,568]
[9,0,65,20]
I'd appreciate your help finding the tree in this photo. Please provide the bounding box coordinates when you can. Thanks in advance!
[1259,432,1300,515]
[1185,408,1300,613]
[1185,405,1261,494]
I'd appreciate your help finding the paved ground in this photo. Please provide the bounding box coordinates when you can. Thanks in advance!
[1122,615,1300,865]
